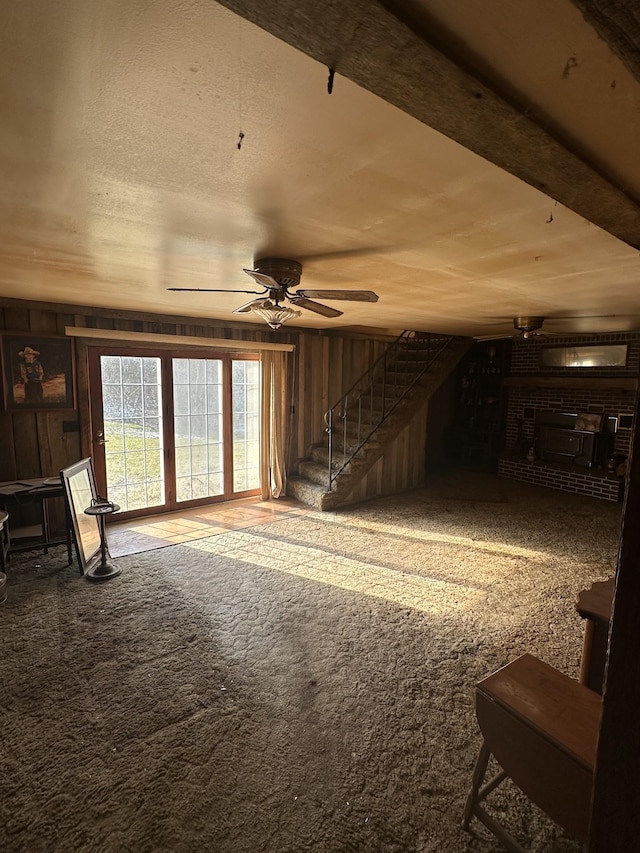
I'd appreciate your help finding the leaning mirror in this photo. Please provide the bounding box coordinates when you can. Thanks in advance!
[60,458,101,573]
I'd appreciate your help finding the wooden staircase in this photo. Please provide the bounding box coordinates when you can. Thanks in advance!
[287,331,472,510]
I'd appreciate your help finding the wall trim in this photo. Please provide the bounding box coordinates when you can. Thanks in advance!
[65,326,295,353]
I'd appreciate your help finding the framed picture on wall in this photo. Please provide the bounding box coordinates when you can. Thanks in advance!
[1,333,75,410]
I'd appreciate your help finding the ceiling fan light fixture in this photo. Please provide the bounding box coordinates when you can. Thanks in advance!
[250,299,301,330]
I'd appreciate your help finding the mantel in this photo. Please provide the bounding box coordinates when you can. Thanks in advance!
[503,376,638,391]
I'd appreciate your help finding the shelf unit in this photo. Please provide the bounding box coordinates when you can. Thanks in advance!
[445,340,511,470]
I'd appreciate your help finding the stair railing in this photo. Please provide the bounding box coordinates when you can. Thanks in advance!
[323,330,454,490]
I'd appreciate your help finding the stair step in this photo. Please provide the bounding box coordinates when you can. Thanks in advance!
[286,476,342,511]
[298,459,332,487]
[330,421,380,442]
[384,362,430,374]
[311,444,363,467]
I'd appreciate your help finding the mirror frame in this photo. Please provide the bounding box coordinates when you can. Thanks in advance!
[60,457,102,574]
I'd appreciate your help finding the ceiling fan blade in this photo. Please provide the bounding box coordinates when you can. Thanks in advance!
[288,296,343,318]
[295,289,379,303]
[167,287,263,295]
[473,333,515,341]
[233,297,272,314]
[243,269,281,289]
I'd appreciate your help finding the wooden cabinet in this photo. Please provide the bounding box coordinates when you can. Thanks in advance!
[445,340,510,469]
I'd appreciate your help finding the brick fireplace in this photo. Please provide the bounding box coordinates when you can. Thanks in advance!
[497,332,639,501]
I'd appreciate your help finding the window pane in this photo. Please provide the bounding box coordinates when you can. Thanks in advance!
[174,415,190,447]
[232,359,261,494]
[123,385,142,418]
[189,359,206,385]
[143,359,160,384]
[122,357,142,384]
[172,358,224,501]
[173,384,190,416]
[189,385,206,415]
[143,385,159,416]
[103,385,123,419]
[101,356,121,384]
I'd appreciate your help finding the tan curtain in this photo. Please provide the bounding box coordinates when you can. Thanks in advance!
[260,350,289,499]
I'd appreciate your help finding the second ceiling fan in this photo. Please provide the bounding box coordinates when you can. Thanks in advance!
[168,257,379,329]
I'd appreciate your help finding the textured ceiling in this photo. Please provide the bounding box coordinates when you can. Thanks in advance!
[0,0,639,337]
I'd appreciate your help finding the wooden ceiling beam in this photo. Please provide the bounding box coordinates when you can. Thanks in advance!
[215,0,640,249]
[572,0,640,83]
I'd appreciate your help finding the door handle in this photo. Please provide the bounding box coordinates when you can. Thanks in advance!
[96,431,108,446]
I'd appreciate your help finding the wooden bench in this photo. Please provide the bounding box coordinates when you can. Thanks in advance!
[463,654,601,852]
[576,577,614,694]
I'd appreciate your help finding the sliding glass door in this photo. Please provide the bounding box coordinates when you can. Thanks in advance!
[89,348,260,519]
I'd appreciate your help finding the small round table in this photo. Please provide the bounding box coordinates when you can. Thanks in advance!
[83,501,121,582]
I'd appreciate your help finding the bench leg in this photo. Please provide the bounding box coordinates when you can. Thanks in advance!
[462,739,491,829]
[463,739,531,853]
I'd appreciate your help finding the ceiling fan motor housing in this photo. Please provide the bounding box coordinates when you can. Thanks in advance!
[253,257,303,289]
[514,315,545,337]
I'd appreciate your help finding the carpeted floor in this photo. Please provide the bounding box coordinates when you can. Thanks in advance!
[0,470,621,852]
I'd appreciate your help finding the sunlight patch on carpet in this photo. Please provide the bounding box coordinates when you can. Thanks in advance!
[299,512,555,563]
[184,533,484,614]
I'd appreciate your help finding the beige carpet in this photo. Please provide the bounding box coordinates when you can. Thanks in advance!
[0,471,621,852]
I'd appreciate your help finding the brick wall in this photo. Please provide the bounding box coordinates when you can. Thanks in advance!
[498,458,623,502]
[501,332,639,500]
[510,332,640,376]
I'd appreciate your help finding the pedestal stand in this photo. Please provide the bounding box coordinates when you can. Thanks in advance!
[84,501,121,582]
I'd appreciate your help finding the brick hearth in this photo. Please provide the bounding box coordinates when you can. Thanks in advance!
[498,457,623,502]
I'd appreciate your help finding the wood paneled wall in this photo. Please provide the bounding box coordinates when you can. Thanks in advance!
[0,305,82,484]
[345,399,430,506]
[1,299,414,510]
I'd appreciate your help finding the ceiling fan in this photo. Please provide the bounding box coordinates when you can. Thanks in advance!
[475,313,640,341]
[476,316,549,341]
[167,257,379,329]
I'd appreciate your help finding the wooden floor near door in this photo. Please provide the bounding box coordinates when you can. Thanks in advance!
[107,497,311,558]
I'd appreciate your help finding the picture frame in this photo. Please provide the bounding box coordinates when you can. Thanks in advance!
[60,458,102,574]
[1,332,75,410]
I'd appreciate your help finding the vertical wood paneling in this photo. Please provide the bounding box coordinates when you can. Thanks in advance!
[297,334,306,459]
[2,306,30,331]
[1,298,416,518]
[338,399,429,508]
[36,411,81,531]
[29,310,58,333]
[322,336,330,417]
[0,413,17,480]
[311,336,322,442]
[75,340,93,458]
[13,412,41,478]
[56,313,76,335]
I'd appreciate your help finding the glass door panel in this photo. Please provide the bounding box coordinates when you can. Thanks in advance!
[173,358,224,503]
[232,359,261,492]
[100,355,165,512]
[92,349,261,518]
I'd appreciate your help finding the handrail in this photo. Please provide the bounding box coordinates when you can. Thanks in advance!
[323,331,454,489]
